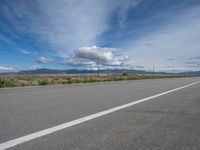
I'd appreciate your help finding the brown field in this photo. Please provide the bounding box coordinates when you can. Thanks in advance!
[0,74,192,88]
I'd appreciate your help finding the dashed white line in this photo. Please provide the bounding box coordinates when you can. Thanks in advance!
[0,80,200,150]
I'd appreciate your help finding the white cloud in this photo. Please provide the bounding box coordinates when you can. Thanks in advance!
[36,56,53,64]
[117,0,143,28]
[19,49,30,54]
[190,56,200,60]
[125,6,200,71]
[1,0,142,57]
[28,65,42,70]
[0,65,15,73]
[62,46,129,69]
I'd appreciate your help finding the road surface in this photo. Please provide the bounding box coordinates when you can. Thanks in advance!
[0,77,200,150]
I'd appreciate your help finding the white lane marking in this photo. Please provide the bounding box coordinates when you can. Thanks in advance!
[0,81,200,150]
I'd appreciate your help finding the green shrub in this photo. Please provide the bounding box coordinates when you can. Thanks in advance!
[112,77,125,81]
[20,83,26,86]
[67,80,73,84]
[61,80,68,84]
[38,80,49,85]
[82,80,89,83]
[80,78,96,83]
[86,79,97,83]
[72,79,81,83]
[0,79,16,88]
[0,79,4,88]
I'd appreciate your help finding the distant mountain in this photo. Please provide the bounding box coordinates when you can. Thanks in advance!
[177,71,200,76]
[0,68,150,75]
[0,68,199,76]
[0,68,155,75]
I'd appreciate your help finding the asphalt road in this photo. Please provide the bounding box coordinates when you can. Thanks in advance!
[0,77,200,150]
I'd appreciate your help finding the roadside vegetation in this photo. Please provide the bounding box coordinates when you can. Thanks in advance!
[0,74,195,88]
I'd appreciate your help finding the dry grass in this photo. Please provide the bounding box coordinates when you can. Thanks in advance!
[0,74,191,88]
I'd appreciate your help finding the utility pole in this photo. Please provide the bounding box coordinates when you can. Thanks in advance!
[97,56,100,77]
[153,65,155,77]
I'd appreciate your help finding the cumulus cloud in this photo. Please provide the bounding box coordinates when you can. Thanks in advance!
[0,65,15,73]
[62,46,129,69]
[36,56,53,64]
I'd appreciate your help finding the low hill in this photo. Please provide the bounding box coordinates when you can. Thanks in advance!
[0,68,199,76]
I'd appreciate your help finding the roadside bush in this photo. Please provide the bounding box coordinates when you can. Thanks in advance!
[38,80,49,85]
[71,79,81,83]
[0,79,4,88]
[67,80,73,84]
[88,79,97,82]
[112,77,125,81]
[61,80,68,84]
[0,79,16,88]
[122,72,128,76]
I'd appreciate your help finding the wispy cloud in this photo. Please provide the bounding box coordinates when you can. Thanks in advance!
[0,0,200,72]
[190,56,200,60]
[185,61,199,65]
[19,49,30,55]
[0,0,142,58]
[117,0,142,28]
[135,66,144,69]
[125,5,200,70]
[0,65,15,73]
[28,65,42,70]
[166,58,174,61]
[36,56,53,64]
[185,65,200,67]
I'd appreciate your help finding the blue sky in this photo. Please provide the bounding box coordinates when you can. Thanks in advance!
[0,0,200,72]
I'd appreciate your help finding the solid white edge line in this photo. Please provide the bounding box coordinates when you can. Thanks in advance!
[0,81,200,150]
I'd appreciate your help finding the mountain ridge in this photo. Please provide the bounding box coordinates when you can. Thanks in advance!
[0,68,200,76]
